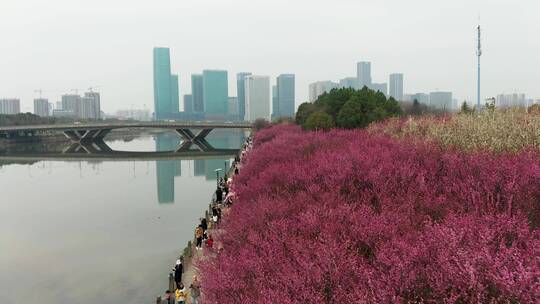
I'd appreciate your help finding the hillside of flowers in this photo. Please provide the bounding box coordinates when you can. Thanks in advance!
[369,109,540,153]
[200,123,540,303]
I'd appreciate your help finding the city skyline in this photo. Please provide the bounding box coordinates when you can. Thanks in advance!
[1,0,539,113]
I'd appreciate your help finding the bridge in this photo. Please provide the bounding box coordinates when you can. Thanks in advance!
[0,121,252,152]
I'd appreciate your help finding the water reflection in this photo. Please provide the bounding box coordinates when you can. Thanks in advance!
[155,134,182,204]
[0,130,246,304]
[153,132,244,204]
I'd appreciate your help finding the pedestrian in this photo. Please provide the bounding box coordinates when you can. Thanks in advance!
[195,226,203,250]
[175,282,188,304]
[215,187,223,203]
[173,259,183,287]
[200,218,208,232]
[207,235,214,249]
[161,290,174,304]
[190,275,202,304]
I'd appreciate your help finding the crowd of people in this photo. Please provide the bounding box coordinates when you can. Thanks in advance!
[159,136,253,304]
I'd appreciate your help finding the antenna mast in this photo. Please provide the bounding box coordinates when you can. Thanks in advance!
[476,24,482,111]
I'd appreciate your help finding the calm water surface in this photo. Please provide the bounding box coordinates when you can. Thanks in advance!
[0,130,244,304]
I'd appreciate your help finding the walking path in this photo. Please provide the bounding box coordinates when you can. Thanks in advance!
[156,135,253,303]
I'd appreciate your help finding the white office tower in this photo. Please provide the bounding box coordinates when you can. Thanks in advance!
[245,75,271,122]
[357,61,372,88]
[389,73,404,101]
[84,92,101,119]
[429,91,453,110]
[339,77,359,89]
[308,81,339,102]
[0,99,21,114]
[33,98,50,117]
[371,83,388,96]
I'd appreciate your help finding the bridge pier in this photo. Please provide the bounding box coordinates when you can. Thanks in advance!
[63,129,111,143]
[175,128,214,151]
[62,139,114,154]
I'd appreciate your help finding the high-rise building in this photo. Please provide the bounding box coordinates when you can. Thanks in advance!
[191,74,204,113]
[236,72,251,121]
[275,74,295,118]
[272,85,278,118]
[308,81,339,102]
[61,94,81,117]
[370,83,388,96]
[357,61,372,88]
[202,70,228,118]
[171,74,180,114]
[34,98,50,117]
[389,73,404,101]
[81,97,97,119]
[184,94,193,114]
[0,99,20,114]
[153,47,173,120]
[496,93,527,108]
[339,77,359,89]
[429,91,453,110]
[228,97,239,121]
[408,93,430,105]
[84,92,101,119]
[245,75,271,122]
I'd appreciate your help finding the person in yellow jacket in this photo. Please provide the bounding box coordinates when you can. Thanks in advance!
[195,226,203,250]
[175,282,188,304]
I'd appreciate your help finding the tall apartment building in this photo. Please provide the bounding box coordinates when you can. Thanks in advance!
[389,73,404,101]
[357,61,372,88]
[496,93,527,108]
[0,99,20,114]
[34,98,50,117]
[245,75,271,122]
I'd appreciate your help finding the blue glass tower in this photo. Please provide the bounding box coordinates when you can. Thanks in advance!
[153,48,173,120]
[203,70,228,118]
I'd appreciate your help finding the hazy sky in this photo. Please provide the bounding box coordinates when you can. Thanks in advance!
[1,0,539,113]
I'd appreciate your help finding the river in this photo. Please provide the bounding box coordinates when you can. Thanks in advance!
[0,130,245,304]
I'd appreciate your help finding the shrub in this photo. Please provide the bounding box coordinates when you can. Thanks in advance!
[304,111,334,131]
[370,109,540,153]
[199,125,540,303]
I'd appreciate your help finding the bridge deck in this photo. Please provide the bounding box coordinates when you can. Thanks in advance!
[0,121,252,132]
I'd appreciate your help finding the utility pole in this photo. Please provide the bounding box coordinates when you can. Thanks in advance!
[476,24,482,111]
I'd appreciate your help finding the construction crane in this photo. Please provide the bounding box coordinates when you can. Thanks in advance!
[34,89,44,98]
[88,86,102,92]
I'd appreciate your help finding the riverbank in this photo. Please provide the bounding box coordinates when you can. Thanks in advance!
[156,134,251,303]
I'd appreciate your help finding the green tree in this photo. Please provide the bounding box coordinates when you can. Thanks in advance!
[295,102,316,126]
[411,99,422,116]
[336,96,365,129]
[314,88,355,120]
[460,101,472,114]
[304,111,334,131]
